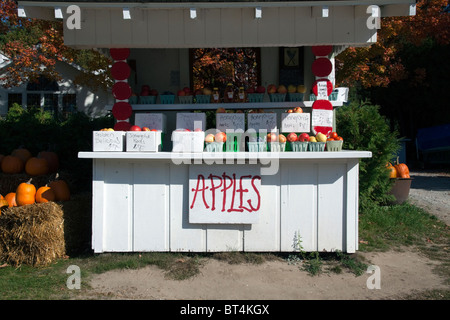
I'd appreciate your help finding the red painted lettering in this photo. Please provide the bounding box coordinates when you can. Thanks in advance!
[190,174,209,209]
[247,176,261,211]
[237,175,251,212]
[221,173,233,212]
[208,174,222,211]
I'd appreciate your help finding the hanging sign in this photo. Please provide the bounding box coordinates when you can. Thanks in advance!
[247,113,277,132]
[216,113,245,132]
[135,113,167,132]
[189,165,261,224]
[312,79,333,99]
[312,100,333,136]
[280,113,311,133]
[176,113,206,131]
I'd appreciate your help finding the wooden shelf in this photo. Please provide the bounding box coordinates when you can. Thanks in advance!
[106,101,343,112]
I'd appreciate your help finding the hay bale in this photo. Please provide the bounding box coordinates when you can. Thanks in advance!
[0,202,65,267]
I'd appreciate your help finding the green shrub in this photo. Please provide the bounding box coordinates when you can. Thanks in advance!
[336,100,400,211]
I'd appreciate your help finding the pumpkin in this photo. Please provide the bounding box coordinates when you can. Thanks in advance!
[386,163,398,179]
[37,151,59,173]
[16,179,36,206]
[35,186,56,203]
[25,157,49,176]
[49,179,70,201]
[11,148,32,163]
[1,155,24,174]
[4,192,17,207]
[395,163,410,178]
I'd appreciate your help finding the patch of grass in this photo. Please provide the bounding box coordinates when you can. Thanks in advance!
[212,251,280,265]
[358,202,449,252]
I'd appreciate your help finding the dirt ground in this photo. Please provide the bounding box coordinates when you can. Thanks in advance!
[84,168,450,300]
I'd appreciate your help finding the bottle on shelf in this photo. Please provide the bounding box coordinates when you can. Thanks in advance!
[237,86,246,103]
[211,87,220,103]
[224,83,235,103]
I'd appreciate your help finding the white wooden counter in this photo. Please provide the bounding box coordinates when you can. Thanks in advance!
[79,151,372,253]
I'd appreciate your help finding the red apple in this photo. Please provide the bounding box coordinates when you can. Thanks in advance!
[247,87,255,94]
[267,132,278,142]
[149,89,158,96]
[205,134,215,143]
[183,87,191,94]
[279,134,287,143]
[177,90,186,96]
[297,133,310,142]
[256,86,266,93]
[130,125,141,131]
[287,132,298,142]
[142,127,151,131]
[294,107,303,113]
[215,132,227,143]
[267,84,277,94]
[287,109,293,113]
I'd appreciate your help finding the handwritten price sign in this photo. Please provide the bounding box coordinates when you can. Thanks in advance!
[247,113,277,132]
[216,113,245,132]
[281,113,311,133]
[189,165,261,224]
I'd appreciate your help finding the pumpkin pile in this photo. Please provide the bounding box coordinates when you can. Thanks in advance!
[386,161,410,179]
[0,177,70,214]
[0,147,59,176]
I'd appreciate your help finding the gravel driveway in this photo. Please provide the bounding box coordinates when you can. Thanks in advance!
[408,168,450,226]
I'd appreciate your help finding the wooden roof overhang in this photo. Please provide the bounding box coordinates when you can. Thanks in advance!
[17,1,417,48]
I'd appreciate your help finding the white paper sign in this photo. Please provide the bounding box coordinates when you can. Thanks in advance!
[247,113,277,132]
[316,81,329,100]
[172,131,205,153]
[189,165,261,224]
[281,113,311,133]
[135,113,166,132]
[93,131,125,151]
[216,113,245,132]
[126,131,161,152]
[312,109,333,127]
[176,113,206,131]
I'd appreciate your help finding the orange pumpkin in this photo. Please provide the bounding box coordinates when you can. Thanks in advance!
[386,163,398,179]
[395,163,410,179]
[49,179,70,201]
[4,192,17,208]
[11,148,32,163]
[16,179,36,206]
[25,157,49,176]
[37,151,59,173]
[1,155,24,174]
[0,196,8,213]
[35,186,56,203]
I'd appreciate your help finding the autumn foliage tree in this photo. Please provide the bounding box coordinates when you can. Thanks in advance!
[336,0,450,88]
[336,0,450,153]
[0,0,112,91]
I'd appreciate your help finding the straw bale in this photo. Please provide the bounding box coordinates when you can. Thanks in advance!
[0,202,65,267]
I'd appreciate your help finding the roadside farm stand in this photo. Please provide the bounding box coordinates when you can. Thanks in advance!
[19,0,416,253]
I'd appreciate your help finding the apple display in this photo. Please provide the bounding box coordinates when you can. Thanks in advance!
[287,132,298,142]
[142,127,151,131]
[298,133,310,142]
[215,132,227,143]
[129,125,141,131]
[205,134,215,142]
[278,134,287,143]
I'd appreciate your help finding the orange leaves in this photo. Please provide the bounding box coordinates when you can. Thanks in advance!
[336,0,449,89]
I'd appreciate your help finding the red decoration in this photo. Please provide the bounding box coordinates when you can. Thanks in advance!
[111,61,131,81]
[110,48,130,61]
[312,99,333,136]
[312,79,333,96]
[112,81,132,100]
[114,121,132,131]
[311,45,333,57]
[312,58,333,77]
[112,102,132,120]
